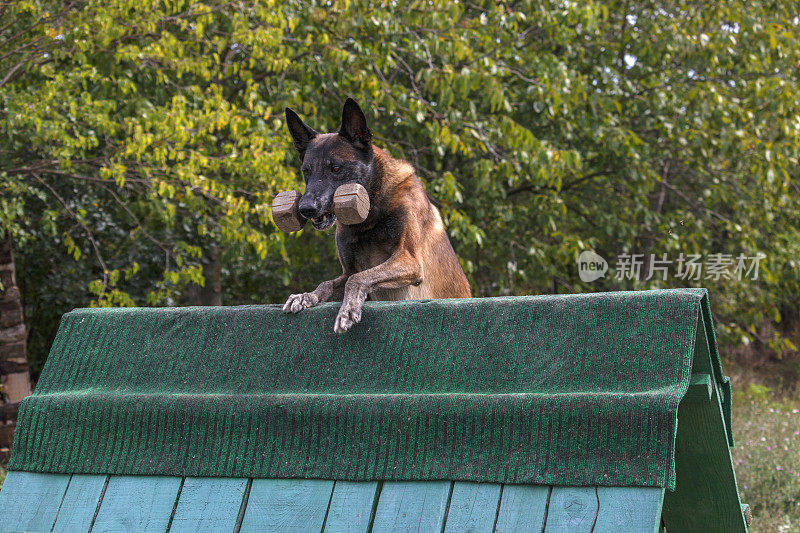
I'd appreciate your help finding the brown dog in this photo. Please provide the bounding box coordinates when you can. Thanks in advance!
[282,98,471,332]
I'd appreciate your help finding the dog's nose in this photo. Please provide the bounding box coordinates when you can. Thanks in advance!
[298,198,320,219]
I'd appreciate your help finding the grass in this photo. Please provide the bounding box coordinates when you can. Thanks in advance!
[731,380,800,532]
[0,465,5,490]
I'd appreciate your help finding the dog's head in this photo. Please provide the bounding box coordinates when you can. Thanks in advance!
[284,98,374,230]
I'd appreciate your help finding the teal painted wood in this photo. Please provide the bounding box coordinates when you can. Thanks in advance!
[443,482,502,533]
[239,479,334,533]
[594,488,664,533]
[170,478,248,533]
[0,471,70,533]
[91,476,182,533]
[544,487,599,532]
[323,481,379,533]
[371,481,452,533]
[493,485,550,533]
[52,475,108,533]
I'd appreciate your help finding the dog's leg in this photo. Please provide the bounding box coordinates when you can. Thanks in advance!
[334,252,421,333]
[283,274,348,313]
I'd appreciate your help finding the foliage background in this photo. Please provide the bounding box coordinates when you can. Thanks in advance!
[3,0,799,375]
[1,1,799,528]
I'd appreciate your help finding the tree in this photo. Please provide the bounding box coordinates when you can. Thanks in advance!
[0,239,31,461]
[0,1,59,452]
[1,0,798,379]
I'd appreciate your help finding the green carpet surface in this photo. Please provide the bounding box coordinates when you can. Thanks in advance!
[9,288,721,488]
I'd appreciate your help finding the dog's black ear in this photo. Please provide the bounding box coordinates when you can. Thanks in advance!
[285,107,318,157]
[339,98,372,150]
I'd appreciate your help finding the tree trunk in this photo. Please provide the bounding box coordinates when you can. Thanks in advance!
[0,238,32,462]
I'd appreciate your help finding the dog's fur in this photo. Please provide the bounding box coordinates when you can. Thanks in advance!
[282,98,471,333]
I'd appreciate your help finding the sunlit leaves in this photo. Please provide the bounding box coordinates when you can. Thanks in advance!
[1,0,798,356]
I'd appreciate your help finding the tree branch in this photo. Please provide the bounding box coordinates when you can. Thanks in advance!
[32,173,109,294]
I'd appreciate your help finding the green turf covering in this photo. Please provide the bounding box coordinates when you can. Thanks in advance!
[9,288,722,489]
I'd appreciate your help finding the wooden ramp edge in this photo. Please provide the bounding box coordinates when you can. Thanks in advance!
[0,473,664,533]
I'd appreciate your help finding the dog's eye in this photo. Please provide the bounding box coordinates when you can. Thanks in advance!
[302,166,311,173]
[331,165,341,173]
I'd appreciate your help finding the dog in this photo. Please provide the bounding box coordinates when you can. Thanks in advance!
[282,98,471,333]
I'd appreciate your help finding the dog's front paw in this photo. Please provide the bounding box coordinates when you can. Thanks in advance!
[282,292,319,314]
[334,302,362,333]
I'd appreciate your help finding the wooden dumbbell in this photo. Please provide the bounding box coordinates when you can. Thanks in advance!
[272,183,370,232]
[271,190,306,232]
[333,183,370,225]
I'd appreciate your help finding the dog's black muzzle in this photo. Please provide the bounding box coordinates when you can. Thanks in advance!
[298,193,336,230]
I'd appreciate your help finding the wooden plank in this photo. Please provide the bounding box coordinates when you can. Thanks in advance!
[683,373,713,402]
[323,481,379,533]
[544,487,598,532]
[170,477,248,533]
[442,482,502,533]
[0,471,70,532]
[52,475,108,532]
[662,381,749,531]
[594,487,664,533]
[494,485,550,533]
[91,476,182,533]
[239,479,334,533]
[371,481,452,533]
[662,316,748,532]
[544,487,664,533]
